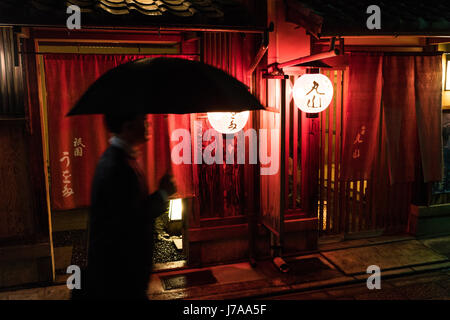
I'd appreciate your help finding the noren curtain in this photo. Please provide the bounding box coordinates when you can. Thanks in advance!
[382,55,419,183]
[43,54,194,211]
[342,53,442,184]
[414,55,443,183]
[342,53,383,181]
[383,54,443,184]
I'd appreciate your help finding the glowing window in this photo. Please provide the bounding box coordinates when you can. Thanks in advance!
[168,198,183,221]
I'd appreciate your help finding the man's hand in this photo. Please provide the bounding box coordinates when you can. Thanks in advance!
[159,173,176,197]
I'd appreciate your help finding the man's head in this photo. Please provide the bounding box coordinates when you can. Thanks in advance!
[104,113,148,146]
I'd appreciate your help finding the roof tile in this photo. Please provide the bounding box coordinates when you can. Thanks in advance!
[65,0,219,17]
[1,0,257,28]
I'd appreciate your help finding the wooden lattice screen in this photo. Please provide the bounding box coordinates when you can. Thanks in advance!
[316,69,412,236]
[258,64,413,241]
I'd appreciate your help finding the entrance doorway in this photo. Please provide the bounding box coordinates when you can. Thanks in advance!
[260,67,412,251]
[35,38,194,278]
[316,68,412,238]
[152,198,188,271]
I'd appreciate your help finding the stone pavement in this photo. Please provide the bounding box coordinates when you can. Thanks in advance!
[264,268,450,300]
[1,234,450,300]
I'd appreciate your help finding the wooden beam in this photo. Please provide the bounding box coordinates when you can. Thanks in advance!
[0,243,50,262]
[189,224,248,242]
[32,28,182,44]
[284,217,318,233]
[427,37,450,45]
[189,223,270,242]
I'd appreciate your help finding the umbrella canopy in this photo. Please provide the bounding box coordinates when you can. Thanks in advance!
[67,57,265,116]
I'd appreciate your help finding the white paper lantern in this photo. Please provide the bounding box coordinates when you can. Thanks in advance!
[293,73,334,113]
[207,111,249,134]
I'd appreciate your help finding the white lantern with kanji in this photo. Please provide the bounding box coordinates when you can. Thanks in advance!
[293,73,334,113]
[207,111,249,134]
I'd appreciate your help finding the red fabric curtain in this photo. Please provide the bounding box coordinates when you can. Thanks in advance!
[414,55,443,182]
[44,54,194,211]
[341,53,443,184]
[342,53,383,181]
[382,55,419,184]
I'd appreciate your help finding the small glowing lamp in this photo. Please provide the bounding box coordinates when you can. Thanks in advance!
[445,55,450,91]
[293,73,334,113]
[207,111,249,134]
[168,198,183,221]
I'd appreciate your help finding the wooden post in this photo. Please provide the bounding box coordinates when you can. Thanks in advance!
[308,118,320,217]
[277,78,287,257]
[301,112,320,218]
[300,69,321,218]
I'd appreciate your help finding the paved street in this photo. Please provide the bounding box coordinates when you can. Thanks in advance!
[2,265,450,300]
[263,269,450,300]
[2,235,450,300]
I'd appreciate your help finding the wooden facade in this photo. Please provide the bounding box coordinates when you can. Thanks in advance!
[0,27,53,287]
[0,0,449,289]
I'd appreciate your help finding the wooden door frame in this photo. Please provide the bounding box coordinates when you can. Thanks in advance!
[30,27,199,276]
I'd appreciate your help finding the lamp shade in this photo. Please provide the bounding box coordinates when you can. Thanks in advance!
[207,111,249,134]
[293,73,334,113]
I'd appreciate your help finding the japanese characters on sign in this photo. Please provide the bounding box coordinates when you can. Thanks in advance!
[306,81,325,109]
[228,112,237,131]
[59,137,87,199]
[352,125,366,159]
[293,73,334,114]
[207,111,250,134]
[60,151,74,198]
[73,137,86,157]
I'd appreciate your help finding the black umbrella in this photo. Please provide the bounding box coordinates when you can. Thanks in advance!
[67,57,265,116]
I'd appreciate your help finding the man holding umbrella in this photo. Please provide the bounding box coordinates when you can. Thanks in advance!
[82,113,176,300]
[66,57,264,299]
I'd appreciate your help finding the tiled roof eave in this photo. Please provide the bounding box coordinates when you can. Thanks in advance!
[0,0,261,30]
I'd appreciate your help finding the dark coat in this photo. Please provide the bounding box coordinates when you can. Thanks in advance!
[79,145,167,300]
